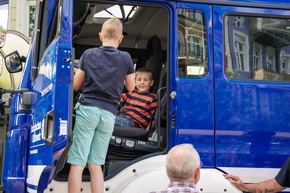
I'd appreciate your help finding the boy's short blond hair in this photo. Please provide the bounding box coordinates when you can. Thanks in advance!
[135,68,154,81]
[101,18,123,40]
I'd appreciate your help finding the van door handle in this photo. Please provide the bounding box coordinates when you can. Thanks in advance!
[170,91,177,99]
[43,110,54,145]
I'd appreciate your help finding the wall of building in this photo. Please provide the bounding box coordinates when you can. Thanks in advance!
[8,0,35,38]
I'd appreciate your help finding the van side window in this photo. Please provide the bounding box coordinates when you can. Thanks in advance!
[31,0,61,81]
[177,9,208,78]
[225,15,290,81]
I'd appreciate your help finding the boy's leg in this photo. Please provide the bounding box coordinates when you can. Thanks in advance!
[115,114,134,127]
[67,105,101,192]
[88,107,116,193]
[88,164,104,193]
[68,164,85,193]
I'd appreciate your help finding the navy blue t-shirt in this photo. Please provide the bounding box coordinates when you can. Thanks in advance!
[275,157,290,187]
[77,46,134,115]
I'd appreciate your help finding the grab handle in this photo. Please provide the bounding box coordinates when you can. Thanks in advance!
[43,110,54,145]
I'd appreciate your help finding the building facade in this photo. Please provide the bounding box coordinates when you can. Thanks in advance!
[9,0,35,37]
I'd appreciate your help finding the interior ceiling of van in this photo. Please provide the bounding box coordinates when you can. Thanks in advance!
[73,2,168,59]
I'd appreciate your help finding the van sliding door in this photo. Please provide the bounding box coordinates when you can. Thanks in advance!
[214,5,290,170]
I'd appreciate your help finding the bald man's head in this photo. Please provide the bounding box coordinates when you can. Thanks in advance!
[166,144,201,183]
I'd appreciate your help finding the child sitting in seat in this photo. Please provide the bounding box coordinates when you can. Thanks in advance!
[115,68,158,130]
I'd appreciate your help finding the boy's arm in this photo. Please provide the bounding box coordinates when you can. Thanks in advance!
[224,174,285,193]
[150,95,158,115]
[74,68,85,91]
[124,73,135,92]
[146,96,158,131]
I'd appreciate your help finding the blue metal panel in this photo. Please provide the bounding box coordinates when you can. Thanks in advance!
[2,125,28,192]
[213,5,290,168]
[2,92,30,192]
[172,2,214,167]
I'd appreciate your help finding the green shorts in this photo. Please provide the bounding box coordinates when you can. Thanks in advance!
[67,105,116,166]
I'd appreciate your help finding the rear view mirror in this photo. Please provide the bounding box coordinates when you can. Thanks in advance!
[0,2,9,48]
[5,51,22,73]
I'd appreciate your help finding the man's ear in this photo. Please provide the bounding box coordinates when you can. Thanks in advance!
[194,167,201,183]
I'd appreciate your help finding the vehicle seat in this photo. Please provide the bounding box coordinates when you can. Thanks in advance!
[109,36,164,154]
[136,35,163,93]
[109,63,168,154]
[112,35,163,140]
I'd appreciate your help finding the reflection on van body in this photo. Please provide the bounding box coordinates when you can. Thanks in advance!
[225,16,290,81]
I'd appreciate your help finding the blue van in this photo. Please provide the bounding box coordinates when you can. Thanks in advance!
[1,0,290,192]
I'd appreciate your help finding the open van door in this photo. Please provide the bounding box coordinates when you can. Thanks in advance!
[2,0,73,192]
[25,0,73,192]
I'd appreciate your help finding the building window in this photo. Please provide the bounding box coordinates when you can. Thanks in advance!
[280,52,290,74]
[177,9,208,78]
[234,16,244,27]
[233,31,249,71]
[253,42,262,70]
[266,47,276,71]
[187,36,203,59]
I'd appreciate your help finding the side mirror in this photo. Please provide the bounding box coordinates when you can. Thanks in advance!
[0,2,9,48]
[5,51,23,73]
